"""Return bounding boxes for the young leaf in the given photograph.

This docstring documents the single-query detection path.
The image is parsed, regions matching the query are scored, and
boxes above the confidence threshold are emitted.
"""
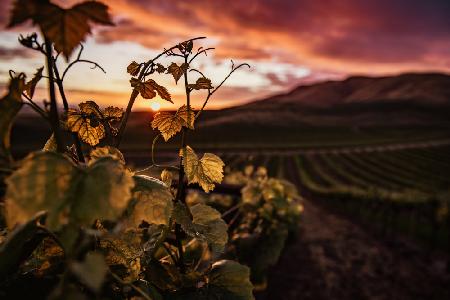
[103,106,124,120]
[167,62,188,84]
[89,146,125,164]
[127,61,141,76]
[70,252,108,293]
[128,175,173,227]
[179,40,193,53]
[131,78,172,102]
[207,260,254,300]
[155,63,166,73]
[188,77,213,90]
[24,66,44,98]
[173,203,228,252]
[9,0,114,59]
[151,105,195,141]
[0,76,24,164]
[180,146,225,193]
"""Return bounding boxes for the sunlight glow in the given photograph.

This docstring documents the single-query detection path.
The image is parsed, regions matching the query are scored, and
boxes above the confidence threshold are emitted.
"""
[150,102,161,112]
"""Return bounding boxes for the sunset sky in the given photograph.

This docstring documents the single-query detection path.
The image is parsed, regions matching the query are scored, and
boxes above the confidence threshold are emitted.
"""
[0,0,449,110]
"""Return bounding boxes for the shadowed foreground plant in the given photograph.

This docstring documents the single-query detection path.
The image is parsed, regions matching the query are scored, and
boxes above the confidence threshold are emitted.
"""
[0,1,259,299]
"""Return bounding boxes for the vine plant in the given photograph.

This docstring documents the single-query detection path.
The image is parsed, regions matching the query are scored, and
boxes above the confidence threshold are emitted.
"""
[0,0,254,299]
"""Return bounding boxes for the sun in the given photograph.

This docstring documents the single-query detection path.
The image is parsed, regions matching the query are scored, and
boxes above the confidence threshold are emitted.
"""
[150,102,161,112]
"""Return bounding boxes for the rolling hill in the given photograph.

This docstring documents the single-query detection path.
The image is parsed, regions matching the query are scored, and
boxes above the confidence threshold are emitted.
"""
[199,73,450,128]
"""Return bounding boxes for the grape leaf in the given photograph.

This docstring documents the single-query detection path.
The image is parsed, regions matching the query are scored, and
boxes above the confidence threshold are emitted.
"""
[9,0,114,59]
[207,260,254,300]
[79,100,102,117]
[5,152,134,230]
[160,169,173,187]
[4,152,77,230]
[173,202,228,252]
[127,61,141,76]
[43,134,57,152]
[70,252,107,293]
[0,76,24,164]
[151,105,195,141]
[167,62,188,84]
[89,146,125,164]
[178,41,193,53]
[128,175,173,227]
[181,146,224,193]
[67,108,105,146]
[155,63,166,73]
[24,66,44,98]
[188,77,213,90]
[70,157,134,226]
[99,230,142,283]
[103,106,123,120]
[131,78,172,102]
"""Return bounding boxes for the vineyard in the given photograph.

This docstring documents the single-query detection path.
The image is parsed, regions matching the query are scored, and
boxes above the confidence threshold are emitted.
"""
[1,1,450,300]
[221,144,450,249]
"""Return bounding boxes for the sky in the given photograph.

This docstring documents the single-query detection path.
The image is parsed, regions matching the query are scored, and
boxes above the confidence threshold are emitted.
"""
[0,0,449,111]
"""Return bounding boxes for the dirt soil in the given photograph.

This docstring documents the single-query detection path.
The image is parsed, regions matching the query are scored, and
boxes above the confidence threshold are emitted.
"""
[256,157,450,300]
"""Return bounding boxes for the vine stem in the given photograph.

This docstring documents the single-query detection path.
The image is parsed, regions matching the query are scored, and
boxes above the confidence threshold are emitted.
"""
[53,59,85,162]
[115,37,206,148]
[44,38,64,152]
[195,62,250,120]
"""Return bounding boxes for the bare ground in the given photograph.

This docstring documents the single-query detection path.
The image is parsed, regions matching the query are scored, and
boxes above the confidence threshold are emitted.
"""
[256,156,450,300]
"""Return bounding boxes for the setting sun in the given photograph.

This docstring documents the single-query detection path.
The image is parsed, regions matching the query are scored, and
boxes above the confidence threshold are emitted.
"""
[150,102,161,112]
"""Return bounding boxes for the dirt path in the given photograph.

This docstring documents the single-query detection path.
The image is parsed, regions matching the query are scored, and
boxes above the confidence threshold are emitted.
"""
[257,197,450,300]
[255,156,450,300]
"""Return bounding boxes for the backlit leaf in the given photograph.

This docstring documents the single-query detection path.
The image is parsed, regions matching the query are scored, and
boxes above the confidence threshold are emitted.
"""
[167,62,188,84]
[5,152,134,230]
[173,202,228,252]
[79,100,102,117]
[24,66,44,98]
[181,146,224,193]
[146,79,172,102]
[127,61,141,76]
[207,260,254,300]
[0,76,24,164]
[151,105,195,141]
[4,152,76,230]
[67,109,105,146]
[128,175,173,227]
[43,134,57,152]
[160,169,173,187]
[103,106,123,120]
[132,78,172,102]
[188,77,213,90]
[9,1,114,59]
[70,157,134,226]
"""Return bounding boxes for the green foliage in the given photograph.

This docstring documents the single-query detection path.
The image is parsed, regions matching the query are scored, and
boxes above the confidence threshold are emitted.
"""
[173,202,228,252]
[4,152,134,231]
